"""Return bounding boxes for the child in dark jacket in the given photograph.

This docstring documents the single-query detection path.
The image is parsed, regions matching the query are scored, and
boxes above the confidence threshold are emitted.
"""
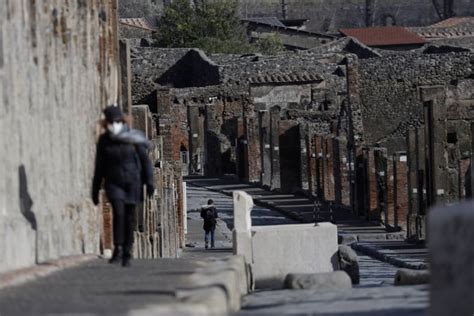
[200,199,218,249]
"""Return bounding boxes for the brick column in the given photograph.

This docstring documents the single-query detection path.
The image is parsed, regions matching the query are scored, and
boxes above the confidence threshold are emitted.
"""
[393,152,408,232]
[323,135,335,201]
[374,148,388,224]
[270,107,281,190]
[407,128,419,231]
[386,157,395,228]
[245,114,261,183]
[315,135,324,199]
[119,40,132,114]
[335,136,350,206]
[421,87,448,207]
[308,134,318,195]
[300,125,310,191]
[354,147,366,217]
[470,123,474,198]
[365,148,378,221]
[259,110,272,187]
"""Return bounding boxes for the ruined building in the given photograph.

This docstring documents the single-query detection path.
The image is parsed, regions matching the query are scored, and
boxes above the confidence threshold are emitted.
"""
[128,19,474,240]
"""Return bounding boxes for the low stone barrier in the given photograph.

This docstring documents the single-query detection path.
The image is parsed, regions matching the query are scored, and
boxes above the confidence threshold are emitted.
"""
[252,223,339,289]
[394,269,429,286]
[284,271,352,290]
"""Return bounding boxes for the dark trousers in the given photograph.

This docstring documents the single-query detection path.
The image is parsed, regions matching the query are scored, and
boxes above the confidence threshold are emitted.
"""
[110,200,136,251]
[204,229,215,246]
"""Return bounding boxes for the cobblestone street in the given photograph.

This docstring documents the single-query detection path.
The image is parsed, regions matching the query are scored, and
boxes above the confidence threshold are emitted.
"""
[187,180,429,316]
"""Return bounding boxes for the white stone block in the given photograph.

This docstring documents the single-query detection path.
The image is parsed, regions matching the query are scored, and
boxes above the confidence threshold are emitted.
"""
[251,223,339,289]
[232,191,254,265]
[233,230,252,265]
[233,191,253,232]
[429,201,474,316]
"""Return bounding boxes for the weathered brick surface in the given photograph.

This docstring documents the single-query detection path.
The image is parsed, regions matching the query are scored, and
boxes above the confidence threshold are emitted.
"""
[393,153,409,231]
[324,135,336,201]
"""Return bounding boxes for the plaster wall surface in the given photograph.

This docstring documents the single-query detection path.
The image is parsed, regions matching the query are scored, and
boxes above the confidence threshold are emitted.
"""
[0,0,120,273]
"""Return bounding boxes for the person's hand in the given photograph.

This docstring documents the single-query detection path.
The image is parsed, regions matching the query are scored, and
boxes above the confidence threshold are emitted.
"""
[146,184,155,197]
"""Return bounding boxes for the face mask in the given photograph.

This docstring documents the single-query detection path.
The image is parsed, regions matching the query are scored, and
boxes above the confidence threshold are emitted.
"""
[107,122,124,135]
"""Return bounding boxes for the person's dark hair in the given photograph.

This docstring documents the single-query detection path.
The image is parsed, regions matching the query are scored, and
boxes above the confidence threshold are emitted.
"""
[207,199,214,205]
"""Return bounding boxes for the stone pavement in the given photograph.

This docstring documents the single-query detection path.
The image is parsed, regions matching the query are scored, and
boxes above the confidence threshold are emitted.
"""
[0,255,248,315]
[187,179,429,315]
[187,177,428,270]
[0,178,429,316]
[239,284,428,315]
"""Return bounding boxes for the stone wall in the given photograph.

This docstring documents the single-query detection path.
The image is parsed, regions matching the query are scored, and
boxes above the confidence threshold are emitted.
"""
[358,52,474,154]
[0,0,120,273]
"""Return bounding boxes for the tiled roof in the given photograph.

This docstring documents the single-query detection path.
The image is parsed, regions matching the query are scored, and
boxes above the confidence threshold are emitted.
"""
[339,26,426,46]
[243,17,286,28]
[120,17,158,32]
[430,17,474,28]
[411,17,474,39]
[247,72,322,84]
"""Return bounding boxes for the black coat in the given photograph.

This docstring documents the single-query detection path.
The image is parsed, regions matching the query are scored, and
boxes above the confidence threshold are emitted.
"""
[200,205,218,231]
[92,133,154,204]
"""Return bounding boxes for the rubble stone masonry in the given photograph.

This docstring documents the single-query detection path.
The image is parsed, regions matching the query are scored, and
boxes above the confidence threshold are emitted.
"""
[0,0,120,273]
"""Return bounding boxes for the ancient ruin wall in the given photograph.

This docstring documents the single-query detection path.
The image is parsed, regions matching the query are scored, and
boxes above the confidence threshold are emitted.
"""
[358,52,474,153]
[0,0,120,273]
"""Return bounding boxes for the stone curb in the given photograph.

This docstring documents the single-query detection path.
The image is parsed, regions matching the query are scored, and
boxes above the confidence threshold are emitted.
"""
[173,255,249,314]
[0,255,99,290]
[352,243,428,270]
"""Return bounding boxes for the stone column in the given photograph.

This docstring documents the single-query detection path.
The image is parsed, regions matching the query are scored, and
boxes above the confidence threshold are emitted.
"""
[407,128,418,238]
[323,135,335,201]
[386,156,395,228]
[119,40,132,114]
[309,135,318,195]
[270,107,281,190]
[259,110,272,187]
[299,125,310,191]
[232,191,254,265]
[469,122,474,198]
[374,148,388,224]
[421,87,448,207]
[315,136,324,199]
[334,136,350,206]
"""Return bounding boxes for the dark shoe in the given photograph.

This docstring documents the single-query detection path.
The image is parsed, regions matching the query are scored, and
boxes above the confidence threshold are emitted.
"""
[122,256,131,267]
[122,247,132,267]
[211,244,215,249]
[205,242,209,249]
[109,246,123,264]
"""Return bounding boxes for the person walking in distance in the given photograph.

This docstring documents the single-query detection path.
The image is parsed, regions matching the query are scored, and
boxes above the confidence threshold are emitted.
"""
[200,199,218,249]
[92,105,154,267]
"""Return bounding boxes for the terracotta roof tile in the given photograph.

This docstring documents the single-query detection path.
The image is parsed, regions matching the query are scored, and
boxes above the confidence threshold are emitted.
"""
[119,17,158,32]
[340,26,426,46]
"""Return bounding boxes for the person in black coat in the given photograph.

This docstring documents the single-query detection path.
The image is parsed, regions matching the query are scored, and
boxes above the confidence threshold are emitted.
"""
[92,105,154,267]
[200,199,218,249]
